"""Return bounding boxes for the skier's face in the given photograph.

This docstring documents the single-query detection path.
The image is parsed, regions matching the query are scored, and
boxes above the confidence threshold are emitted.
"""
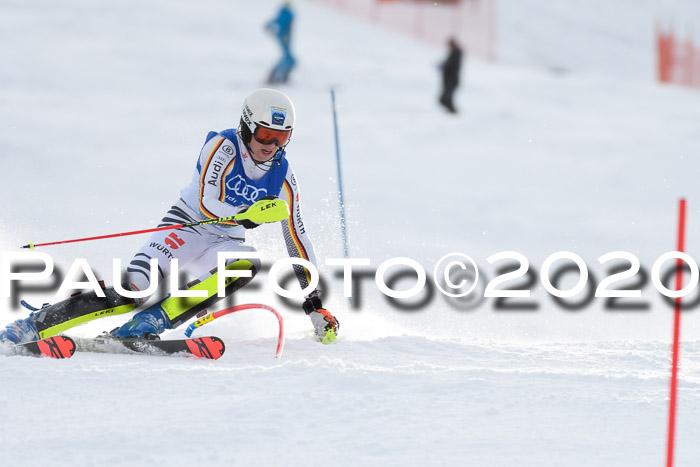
[249,137,278,163]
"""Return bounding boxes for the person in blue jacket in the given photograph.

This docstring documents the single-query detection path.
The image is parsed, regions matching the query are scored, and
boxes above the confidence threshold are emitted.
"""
[266,2,296,84]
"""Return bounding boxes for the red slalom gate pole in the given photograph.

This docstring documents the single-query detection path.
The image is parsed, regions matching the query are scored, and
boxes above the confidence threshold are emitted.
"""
[184,303,285,359]
[666,198,687,467]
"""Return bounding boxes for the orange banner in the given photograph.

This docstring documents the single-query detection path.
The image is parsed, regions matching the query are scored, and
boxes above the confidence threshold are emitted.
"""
[656,25,700,89]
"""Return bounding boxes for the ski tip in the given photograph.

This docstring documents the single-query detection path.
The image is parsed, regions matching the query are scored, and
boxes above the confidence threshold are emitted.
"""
[320,330,337,344]
[36,336,76,359]
[185,336,226,360]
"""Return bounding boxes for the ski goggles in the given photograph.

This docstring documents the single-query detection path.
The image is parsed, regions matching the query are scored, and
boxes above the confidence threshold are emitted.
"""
[253,126,292,147]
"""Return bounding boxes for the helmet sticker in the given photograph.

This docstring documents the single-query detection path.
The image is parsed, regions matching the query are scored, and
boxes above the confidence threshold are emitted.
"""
[271,106,286,126]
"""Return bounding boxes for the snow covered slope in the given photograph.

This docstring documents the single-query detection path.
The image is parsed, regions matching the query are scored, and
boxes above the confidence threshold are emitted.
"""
[1,0,700,465]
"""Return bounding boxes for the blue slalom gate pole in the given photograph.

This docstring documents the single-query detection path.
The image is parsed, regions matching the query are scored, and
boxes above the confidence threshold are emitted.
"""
[330,88,350,260]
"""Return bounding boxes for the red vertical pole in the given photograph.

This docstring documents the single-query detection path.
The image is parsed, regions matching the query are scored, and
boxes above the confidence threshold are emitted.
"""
[682,37,692,86]
[657,24,673,83]
[666,198,687,467]
[697,46,700,87]
[489,0,497,61]
[687,28,695,87]
[452,1,461,43]
[413,2,422,41]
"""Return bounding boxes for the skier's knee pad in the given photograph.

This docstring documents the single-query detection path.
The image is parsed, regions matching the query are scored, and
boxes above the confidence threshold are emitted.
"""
[32,287,136,339]
[160,259,258,329]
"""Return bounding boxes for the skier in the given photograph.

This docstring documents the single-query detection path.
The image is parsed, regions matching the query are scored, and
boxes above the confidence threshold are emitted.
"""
[0,88,339,345]
[438,37,463,114]
[266,2,296,84]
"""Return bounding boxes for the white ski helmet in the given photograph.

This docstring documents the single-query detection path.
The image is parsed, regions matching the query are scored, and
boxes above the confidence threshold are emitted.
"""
[239,88,295,149]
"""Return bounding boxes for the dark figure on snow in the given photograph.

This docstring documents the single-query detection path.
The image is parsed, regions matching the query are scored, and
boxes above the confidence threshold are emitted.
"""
[266,2,296,84]
[439,38,463,114]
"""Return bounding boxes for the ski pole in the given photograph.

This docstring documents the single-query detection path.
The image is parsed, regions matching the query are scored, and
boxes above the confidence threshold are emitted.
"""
[21,198,290,250]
